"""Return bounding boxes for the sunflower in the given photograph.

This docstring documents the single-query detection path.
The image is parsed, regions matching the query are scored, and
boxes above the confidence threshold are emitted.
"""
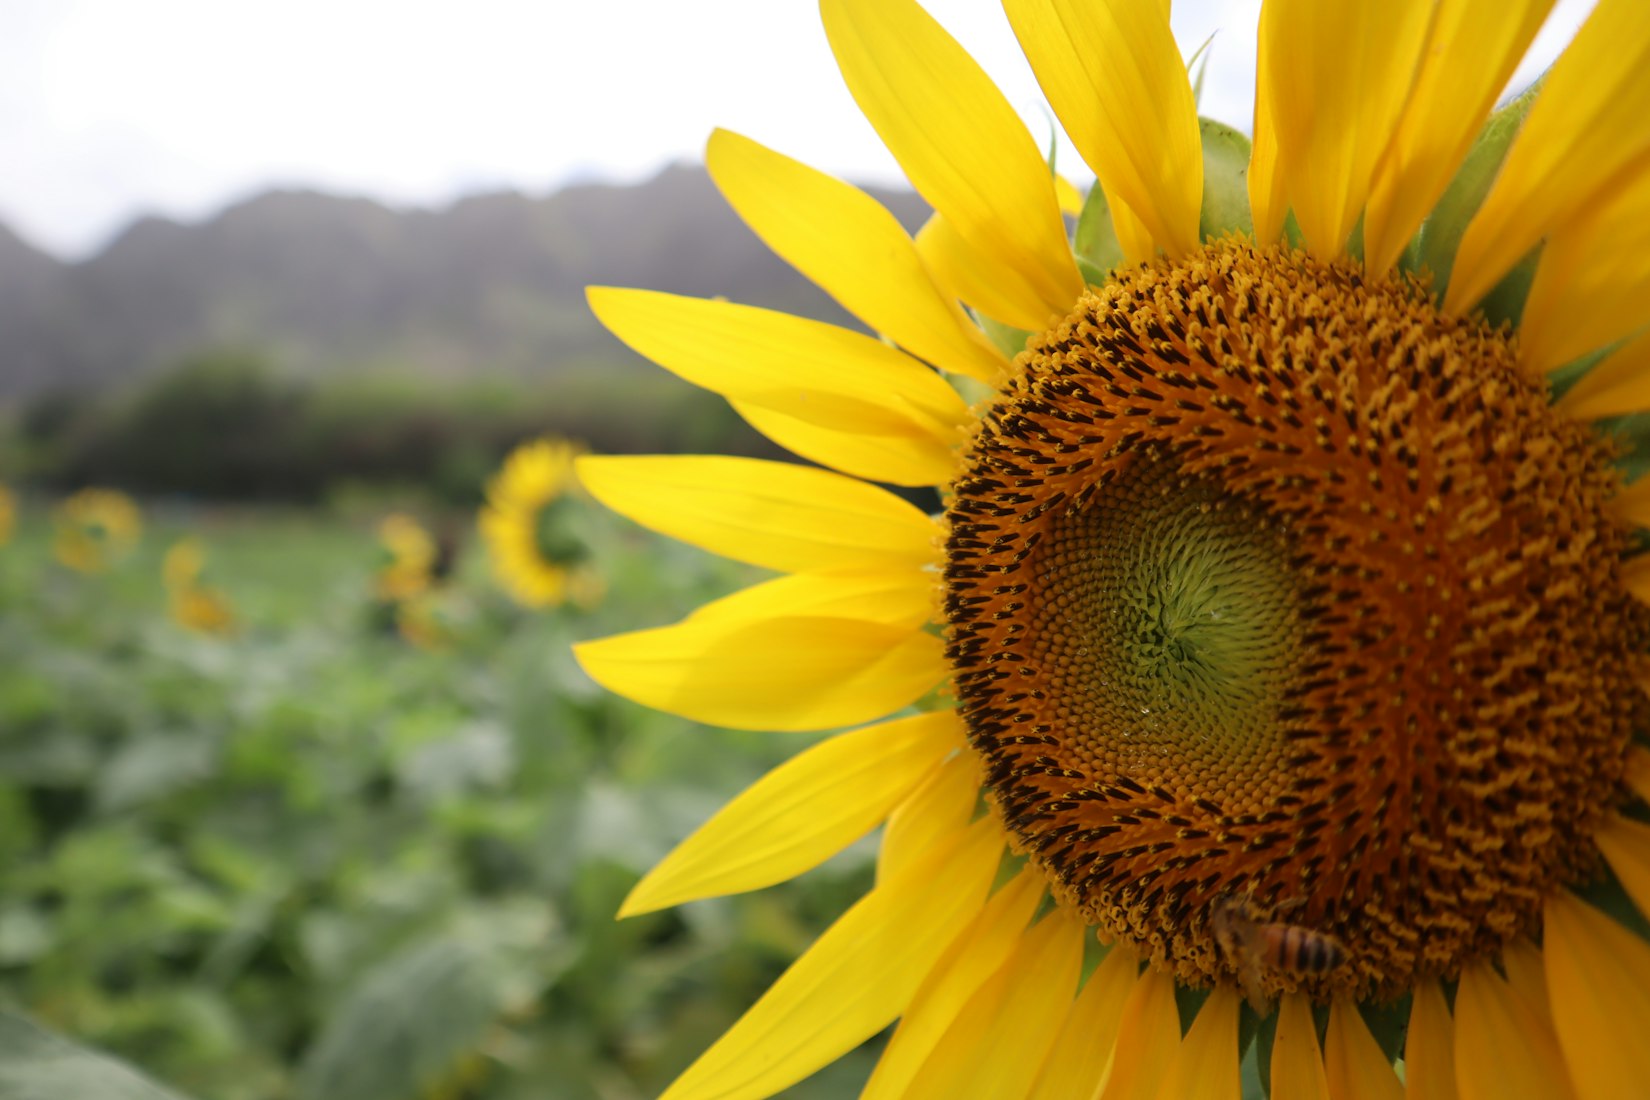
[575,1,1650,1096]
[0,483,15,546]
[479,437,603,610]
[376,512,439,602]
[161,537,236,636]
[52,487,142,573]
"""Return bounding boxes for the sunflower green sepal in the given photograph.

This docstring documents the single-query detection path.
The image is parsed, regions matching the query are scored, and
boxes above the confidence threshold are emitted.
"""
[1411,78,1543,307]
[1074,180,1125,282]
[977,312,1034,360]
[1197,118,1254,241]
[1475,247,1540,330]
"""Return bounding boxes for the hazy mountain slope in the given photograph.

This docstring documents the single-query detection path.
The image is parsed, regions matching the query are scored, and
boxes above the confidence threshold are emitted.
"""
[0,165,929,398]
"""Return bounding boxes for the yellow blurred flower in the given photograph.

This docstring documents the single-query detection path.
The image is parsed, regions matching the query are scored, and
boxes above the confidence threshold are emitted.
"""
[162,537,236,636]
[0,484,15,546]
[394,591,453,652]
[53,488,142,573]
[479,438,600,609]
[376,512,438,602]
[574,0,1650,1096]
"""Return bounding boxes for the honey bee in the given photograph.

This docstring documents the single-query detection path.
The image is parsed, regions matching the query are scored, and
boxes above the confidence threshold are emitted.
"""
[1212,896,1346,1012]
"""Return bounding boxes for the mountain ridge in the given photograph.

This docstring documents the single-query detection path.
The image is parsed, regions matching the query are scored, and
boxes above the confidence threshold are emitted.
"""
[0,164,930,399]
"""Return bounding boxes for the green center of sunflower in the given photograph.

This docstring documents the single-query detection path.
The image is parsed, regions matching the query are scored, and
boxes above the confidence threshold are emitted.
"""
[534,496,590,567]
[1036,459,1303,795]
[942,239,1649,1000]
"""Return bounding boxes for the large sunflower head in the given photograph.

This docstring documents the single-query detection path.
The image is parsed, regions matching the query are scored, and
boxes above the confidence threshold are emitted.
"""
[576,1,1650,1095]
[479,437,603,610]
[52,487,142,574]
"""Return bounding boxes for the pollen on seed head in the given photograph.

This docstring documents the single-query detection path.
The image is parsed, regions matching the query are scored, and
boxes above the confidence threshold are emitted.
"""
[942,240,1649,1001]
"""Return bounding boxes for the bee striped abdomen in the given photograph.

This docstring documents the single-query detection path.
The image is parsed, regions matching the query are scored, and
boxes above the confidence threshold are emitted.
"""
[1262,923,1346,974]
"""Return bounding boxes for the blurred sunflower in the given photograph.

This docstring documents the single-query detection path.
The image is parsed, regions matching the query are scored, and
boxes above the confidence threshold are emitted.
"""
[393,591,455,653]
[576,1,1650,1097]
[479,438,603,610]
[52,487,142,573]
[161,537,236,636]
[0,483,15,546]
[375,512,439,602]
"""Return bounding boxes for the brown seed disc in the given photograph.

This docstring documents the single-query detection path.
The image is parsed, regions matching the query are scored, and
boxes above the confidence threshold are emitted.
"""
[942,240,1649,1000]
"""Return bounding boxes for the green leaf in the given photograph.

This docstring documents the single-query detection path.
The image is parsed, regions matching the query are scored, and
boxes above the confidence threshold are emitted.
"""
[976,313,1034,360]
[1187,34,1216,109]
[0,1010,194,1100]
[1411,78,1544,311]
[1254,1006,1277,1099]
[296,906,560,1100]
[1359,995,1411,1065]
[1240,1030,1266,1100]
[1593,412,1650,485]
[93,731,216,814]
[1075,180,1126,281]
[1173,983,1209,1038]
[1475,248,1540,330]
[1199,119,1254,242]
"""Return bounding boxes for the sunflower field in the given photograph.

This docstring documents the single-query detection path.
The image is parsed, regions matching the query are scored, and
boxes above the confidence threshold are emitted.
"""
[0,491,883,1100]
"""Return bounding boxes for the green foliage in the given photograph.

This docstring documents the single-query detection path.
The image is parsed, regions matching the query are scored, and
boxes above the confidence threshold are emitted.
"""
[1074,178,1125,283]
[65,350,310,498]
[1409,79,1543,316]
[0,1010,191,1100]
[0,503,880,1099]
[1197,119,1254,242]
[18,355,780,504]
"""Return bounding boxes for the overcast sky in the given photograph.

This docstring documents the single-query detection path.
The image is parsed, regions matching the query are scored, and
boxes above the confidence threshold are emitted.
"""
[2,0,1593,260]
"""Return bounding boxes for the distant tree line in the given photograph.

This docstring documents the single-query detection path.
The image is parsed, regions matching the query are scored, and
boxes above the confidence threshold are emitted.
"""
[9,350,778,503]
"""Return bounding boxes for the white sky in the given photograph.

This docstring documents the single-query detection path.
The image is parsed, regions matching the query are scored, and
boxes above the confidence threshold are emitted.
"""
[1,0,1594,260]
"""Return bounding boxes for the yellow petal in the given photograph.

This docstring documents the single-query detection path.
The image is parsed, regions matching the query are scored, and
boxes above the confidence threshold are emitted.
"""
[1258,0,1432,256]
[1325,999,1403,1100]
[705,129,1006,384]
[1453,959,1576,1100]
[1626,745,1650,806]
[1446,0,1650,313]
[1004,0,1201,260]
[729,399,958,489]
[585,288,967,486]
[1103,198,1158,271]
[1406,979,1459,1100]
[575,454,938,574]
[1247,22,1288,246]
[878,749,983,885]
[686,568,935,631]
[658,814,1003,1100]
[1520,171,1650,374]
[902,907,1086,1099]
[821,0,1082,324]
[862,870,1046,1100]
[1613,477,1650,530]
[1595,813,1650,920]
[1154,987,1242,1100]
[1543,892,1650,1100]
[914,211,1058,333]
[573,613,944,733]
[1362,0,1554,279]
[1027,945,1139,1100]
[618,710,962,917]
[1554,328,1650,421]
[1055,174,1085,218]
[1272,991,1332,1100]
[1094,966,1180,1100]
[1501,939,1553,1030]
[1624,556,1650,609]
